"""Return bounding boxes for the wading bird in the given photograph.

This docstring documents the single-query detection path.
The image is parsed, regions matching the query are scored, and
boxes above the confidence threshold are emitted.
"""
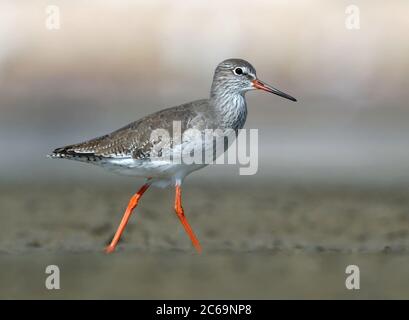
[49,58,297,253]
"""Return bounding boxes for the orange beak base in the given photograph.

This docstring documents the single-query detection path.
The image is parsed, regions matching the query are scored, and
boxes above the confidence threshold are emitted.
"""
[252,79,297,102]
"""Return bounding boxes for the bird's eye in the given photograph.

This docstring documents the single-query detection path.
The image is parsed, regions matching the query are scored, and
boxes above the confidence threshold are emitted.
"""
[234,67,243,75]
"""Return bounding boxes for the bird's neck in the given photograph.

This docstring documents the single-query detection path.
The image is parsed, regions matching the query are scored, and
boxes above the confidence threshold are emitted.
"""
[210,90,248,130]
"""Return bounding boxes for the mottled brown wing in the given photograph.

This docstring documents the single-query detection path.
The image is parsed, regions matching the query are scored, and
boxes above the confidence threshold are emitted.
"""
[50,99,213,161]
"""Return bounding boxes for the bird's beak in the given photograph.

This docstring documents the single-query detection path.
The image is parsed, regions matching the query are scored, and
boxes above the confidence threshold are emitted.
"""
[252,79,297,102]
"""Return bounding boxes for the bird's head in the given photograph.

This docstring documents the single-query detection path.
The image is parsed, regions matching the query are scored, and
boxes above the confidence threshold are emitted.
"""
[211,58,297,102]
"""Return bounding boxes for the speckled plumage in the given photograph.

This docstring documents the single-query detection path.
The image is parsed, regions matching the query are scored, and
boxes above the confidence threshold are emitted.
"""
[52,99,218,160]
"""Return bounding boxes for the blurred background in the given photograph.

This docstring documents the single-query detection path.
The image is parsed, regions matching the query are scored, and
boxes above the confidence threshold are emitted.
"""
[1,0,408,185]
[1,0,409,299]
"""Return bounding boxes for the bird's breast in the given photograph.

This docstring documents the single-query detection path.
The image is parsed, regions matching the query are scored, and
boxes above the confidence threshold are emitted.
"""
[215,95,248,130]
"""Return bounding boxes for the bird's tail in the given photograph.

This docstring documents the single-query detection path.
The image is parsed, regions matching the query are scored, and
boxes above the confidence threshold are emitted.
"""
[47,146,70,159]
[47,145,101,163]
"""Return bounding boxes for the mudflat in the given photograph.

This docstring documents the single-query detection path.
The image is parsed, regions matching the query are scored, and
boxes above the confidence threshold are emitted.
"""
[1,182,409,299]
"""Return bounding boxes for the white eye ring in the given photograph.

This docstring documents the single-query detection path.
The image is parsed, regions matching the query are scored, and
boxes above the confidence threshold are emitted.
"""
[233,67,244,75]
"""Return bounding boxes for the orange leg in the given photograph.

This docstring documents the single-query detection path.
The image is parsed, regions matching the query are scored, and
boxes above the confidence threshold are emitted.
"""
[174,185,202,253]
[105,183,150,253]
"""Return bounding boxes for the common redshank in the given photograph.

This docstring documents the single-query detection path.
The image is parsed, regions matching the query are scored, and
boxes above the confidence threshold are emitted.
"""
[49,58,297,253]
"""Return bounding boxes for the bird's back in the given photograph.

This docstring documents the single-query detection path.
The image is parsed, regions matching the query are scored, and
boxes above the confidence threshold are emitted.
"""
[49,99,218,162]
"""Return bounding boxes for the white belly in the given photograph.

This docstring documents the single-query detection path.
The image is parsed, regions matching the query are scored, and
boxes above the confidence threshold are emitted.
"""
[99,157,207,187]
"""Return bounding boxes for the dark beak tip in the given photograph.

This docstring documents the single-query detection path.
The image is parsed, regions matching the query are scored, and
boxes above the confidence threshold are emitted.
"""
[253,79,297,102]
